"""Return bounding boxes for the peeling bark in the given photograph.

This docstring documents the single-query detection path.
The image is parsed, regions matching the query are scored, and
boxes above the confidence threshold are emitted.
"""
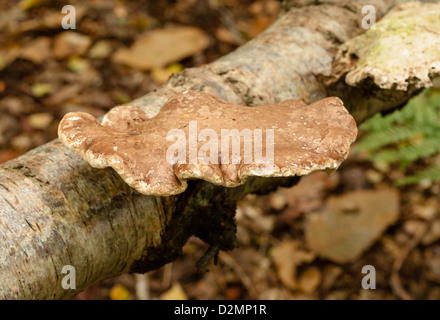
[0,0,430,299]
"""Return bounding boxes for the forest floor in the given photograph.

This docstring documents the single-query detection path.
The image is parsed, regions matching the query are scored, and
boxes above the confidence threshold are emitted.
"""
[1,0,439,300]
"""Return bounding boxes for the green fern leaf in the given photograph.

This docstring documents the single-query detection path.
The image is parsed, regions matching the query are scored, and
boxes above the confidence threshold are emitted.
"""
[395,163,440,186]
[356,88,440,186]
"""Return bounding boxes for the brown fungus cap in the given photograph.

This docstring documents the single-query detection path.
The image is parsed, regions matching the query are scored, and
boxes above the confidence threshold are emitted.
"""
[58,90,357,196]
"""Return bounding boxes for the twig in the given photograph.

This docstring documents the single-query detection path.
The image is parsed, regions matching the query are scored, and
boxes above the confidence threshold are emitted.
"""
[196,245,220,273]
[390,222,428,300]
[218,7,246,45]
[162,262,174,289]
[135,273,150,300]
[219,251,259,298]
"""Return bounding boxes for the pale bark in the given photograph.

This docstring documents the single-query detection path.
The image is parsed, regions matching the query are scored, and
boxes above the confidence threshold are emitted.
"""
[0,0,431,299]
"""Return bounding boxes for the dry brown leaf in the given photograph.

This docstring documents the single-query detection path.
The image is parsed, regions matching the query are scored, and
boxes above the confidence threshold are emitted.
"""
[305,189,399,263]
[88,40,113,59]
[280,171,340,220]
[321,264,343,292]
[0,47,21,70]
[109,284,131,300]
[271,240,315,290]
[160,282,188,300]
[298,266,321,294]
[53,31,92,59]
[19,37,52,64]
[28,113,53,130]
[43,84,83,107]
[423,220,440,246]
[112,26,210,70]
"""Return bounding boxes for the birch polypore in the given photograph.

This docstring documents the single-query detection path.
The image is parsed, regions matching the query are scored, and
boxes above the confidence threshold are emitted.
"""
[58,90,357,196]
[329,2,440,91]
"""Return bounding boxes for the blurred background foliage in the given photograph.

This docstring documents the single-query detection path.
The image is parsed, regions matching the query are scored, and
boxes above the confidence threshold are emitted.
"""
[356,88,440,186]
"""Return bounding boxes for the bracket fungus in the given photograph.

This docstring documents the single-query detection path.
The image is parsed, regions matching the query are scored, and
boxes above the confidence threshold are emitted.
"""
[328,2,440,91]
[58,90,357,196]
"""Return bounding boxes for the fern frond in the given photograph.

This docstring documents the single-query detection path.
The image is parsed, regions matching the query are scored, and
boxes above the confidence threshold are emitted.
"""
[355,126,421,154]
[356,88,440,186]
[374,137,440,166]
[395,163,440,186]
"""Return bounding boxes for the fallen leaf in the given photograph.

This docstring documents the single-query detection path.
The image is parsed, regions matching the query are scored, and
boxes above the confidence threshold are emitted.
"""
[425,246,440,283]
[112,90,131,104]
[31,83,52,97]
[413,198,438,220]
[305,188,399,263]
[19,37,51,64]
[215,28,240,45]
[109,284,131,300]
[18,0,48,11]
[151,63,183,84]
[112,26,210,70]
[269,191,287,211]
[280,171,340,221]
[225,285,242,300]
[422,220,440,245]
[88,40,113,59]
[11,134,32,152]
[28,113,53,130]
[297,266,321,294]
[321,264,343,292]
[271,240,315,290]
[160,282,187,300]
[53,31,92,59]
[0,47,21,70]
[43,84,83,106]
[67,55,90,72]
[16,7,86,33]
[237,203,275,233]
